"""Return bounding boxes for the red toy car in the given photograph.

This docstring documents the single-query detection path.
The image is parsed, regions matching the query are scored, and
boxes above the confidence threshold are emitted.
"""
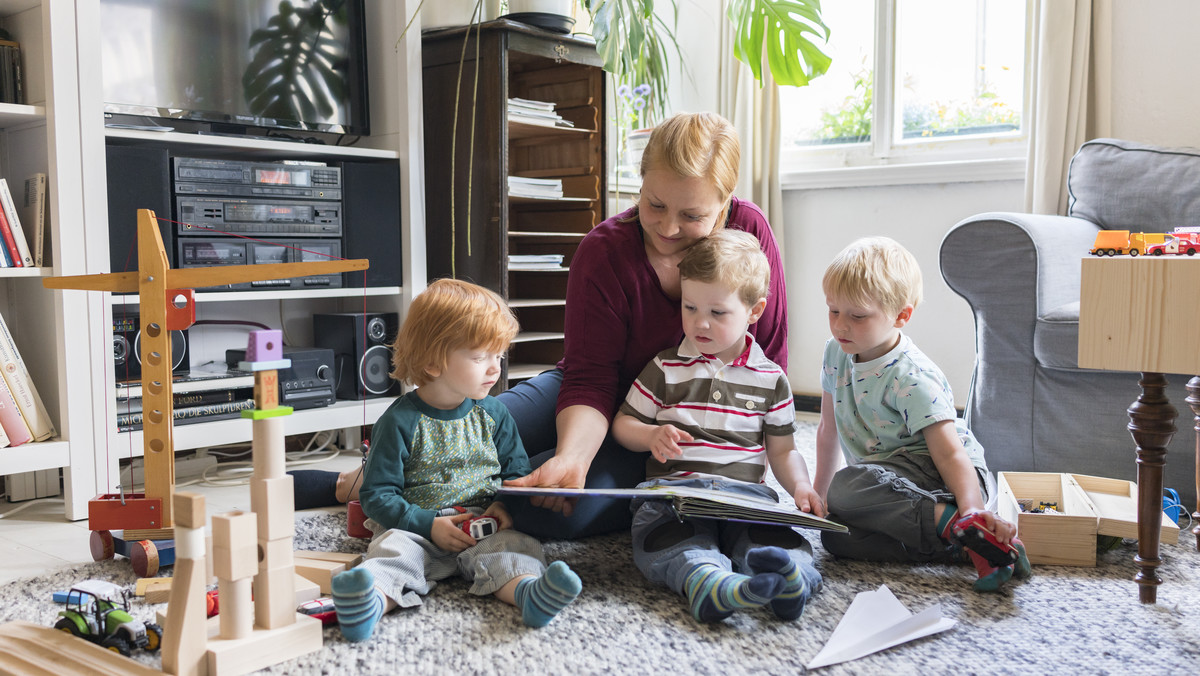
[461,516,498,540]
[297,597,338,626]
[951,513,1018,567]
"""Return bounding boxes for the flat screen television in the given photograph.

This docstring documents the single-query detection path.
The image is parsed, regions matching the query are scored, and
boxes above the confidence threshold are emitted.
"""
[100,0,369,139]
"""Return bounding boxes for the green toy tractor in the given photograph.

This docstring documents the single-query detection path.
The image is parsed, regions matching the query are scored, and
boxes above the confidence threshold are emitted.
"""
[54,579,163,656]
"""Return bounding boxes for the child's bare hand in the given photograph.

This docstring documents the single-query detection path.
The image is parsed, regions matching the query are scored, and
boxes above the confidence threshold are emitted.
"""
[792,484,827,518]
[482,501,513,531]
[963,509,1017,545]
[649,425,692,463]
[431,513,476,552]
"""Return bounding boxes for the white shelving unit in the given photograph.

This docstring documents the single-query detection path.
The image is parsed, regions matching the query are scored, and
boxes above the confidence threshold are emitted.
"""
[0,0,428,520]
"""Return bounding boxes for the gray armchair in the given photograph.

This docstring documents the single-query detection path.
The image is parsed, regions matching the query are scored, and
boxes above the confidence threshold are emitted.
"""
[941,138,1198,509]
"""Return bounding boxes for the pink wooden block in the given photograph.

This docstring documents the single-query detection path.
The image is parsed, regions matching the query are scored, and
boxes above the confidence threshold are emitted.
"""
[246,330,283,362]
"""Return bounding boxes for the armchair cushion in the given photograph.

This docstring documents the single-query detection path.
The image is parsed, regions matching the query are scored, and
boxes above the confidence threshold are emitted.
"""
[1068,138,1200,229]
[1033,301,1080,370]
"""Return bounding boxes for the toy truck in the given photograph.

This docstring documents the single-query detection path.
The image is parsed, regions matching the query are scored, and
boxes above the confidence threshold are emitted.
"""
[1147,232,1200,255]
[53,579,163,656]
[1089,230,1167,256]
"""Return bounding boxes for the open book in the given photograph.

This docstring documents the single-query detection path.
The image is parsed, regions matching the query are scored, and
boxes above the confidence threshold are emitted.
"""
[498,485,847,532]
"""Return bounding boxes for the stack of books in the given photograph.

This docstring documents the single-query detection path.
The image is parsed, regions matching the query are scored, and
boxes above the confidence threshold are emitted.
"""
[507,175,563,199]
[507,97,574,128]
[0,310,56,448]
[115,365,256,432]
[0,37,21,104]
[508,254,565,271]
[0,176,37,268]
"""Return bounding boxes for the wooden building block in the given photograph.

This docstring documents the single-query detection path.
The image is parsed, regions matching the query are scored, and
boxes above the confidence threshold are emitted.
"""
[161,557,209,676]
[249,477,294,540]
[295,558,347,595]
[211,511,257,547]
[205,614,322,676]
[258,536,294,571]
[254,370,279,410]
[251,417,287,479]
[217,577,253,641]
[0,621,164,676]
[174,492,207,529]
[252,566,295,630]
[294,573,321,604]
[245,330,283,362]
[135,577,173,597]
[294,550,363,567]
[211,512,258,581]
[146,587,174,604]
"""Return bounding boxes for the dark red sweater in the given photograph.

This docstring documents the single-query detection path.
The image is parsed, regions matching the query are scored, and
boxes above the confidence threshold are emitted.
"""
[557,197,789,422]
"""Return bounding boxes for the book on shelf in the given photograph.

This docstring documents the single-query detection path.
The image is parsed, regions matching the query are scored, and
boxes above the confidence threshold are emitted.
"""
[497,485,848,532]
[0,375,31,447]
[0,39,17,105]
[508,175,563,199]
[114,386,255,415]
[0,178,33,267]
[508,254,564,270]
[0,310,55,440]
[115,365,256,399]
[19,173,46,267]
[0,201,18,267]
[116,398,255,432]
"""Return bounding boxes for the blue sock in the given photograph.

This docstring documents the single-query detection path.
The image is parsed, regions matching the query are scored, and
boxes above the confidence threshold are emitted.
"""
[747,546,812,621]
[683,563,785,623]
[514,561,582,628]
[331,568,386,642]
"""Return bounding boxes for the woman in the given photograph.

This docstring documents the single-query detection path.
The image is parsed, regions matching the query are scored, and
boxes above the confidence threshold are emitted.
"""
[501,112,789,538]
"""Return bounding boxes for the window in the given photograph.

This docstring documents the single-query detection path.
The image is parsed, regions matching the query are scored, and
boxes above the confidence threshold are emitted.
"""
[780,0,1031,186]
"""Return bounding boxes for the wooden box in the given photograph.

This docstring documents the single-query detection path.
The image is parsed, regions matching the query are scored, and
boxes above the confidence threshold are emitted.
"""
[996,472,1180,567]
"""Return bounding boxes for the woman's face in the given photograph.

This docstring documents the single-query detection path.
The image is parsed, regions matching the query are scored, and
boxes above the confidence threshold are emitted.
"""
[638,168,726,259]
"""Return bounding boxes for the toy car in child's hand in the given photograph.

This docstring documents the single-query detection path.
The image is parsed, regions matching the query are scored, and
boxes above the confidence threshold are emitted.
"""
[460,516,498,540]
[951,513,1018,567]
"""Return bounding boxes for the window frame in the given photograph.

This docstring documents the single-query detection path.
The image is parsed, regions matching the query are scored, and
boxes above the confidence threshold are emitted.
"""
[781,0,1035,189]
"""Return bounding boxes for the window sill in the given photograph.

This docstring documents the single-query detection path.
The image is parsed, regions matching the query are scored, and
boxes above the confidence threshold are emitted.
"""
[781,156,1025,190]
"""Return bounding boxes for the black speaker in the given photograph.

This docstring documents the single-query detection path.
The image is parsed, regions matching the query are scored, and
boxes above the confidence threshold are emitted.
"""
[312,312,401,399]
[340,161,401,287]
[112,309,189,382]
[105,144,173,274]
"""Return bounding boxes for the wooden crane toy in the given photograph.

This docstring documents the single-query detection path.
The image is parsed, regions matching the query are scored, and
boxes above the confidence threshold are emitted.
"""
[42,208,367,575]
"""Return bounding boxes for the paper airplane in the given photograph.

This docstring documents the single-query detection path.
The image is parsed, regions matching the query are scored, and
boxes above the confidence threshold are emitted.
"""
[807,584,957,669]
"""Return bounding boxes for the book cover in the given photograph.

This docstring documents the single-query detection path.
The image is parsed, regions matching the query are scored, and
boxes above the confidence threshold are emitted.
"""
[0,374,31,446]
[0,309,56,440]
[115,366,255,399]
[116,387,255,415]
[498,486,848,532]
[0,201,18,267]
[0,178,33,267]
[116,398,255,431]
[19,173,45,267]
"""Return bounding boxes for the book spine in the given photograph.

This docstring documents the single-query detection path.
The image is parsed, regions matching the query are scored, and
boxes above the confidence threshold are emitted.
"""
[22,174,46,267]
[117,398,254,428]
[0,310,55,440]
[117,387,254,415]
[0,202,17,267]
[116,374,256,400]
[0,375,31,446]
[0,178,33,267]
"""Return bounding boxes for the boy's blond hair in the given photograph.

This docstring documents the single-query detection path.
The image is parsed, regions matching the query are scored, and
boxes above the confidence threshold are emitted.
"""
[391,278,519,387]
[822,236,923,315]
[639,112,741,227]
[678,229,769,308]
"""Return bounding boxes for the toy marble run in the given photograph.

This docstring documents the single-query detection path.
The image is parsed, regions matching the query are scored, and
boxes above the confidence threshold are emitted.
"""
[41,208,367,576]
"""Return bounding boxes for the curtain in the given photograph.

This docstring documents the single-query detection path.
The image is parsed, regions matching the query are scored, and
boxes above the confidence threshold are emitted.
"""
[717,23,786,253]
[1024,0,1112,215]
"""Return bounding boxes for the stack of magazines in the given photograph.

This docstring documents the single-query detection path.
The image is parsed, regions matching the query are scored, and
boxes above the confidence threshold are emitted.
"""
[115,364,255,432]
[508,254,564,270]
[507,97,574,128]
[508,176,563,199]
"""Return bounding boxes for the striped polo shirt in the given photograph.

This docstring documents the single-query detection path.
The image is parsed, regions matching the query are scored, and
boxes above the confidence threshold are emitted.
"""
[618,334,796,483]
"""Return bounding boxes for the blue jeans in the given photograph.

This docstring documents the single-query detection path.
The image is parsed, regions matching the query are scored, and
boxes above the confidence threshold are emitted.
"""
[497,369,646,540]
[630,477,822,597]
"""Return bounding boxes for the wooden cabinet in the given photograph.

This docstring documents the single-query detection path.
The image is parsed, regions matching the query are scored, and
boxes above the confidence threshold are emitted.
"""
[422,20,606,389]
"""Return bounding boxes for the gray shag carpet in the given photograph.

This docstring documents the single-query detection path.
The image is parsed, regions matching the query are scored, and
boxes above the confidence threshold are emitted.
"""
[4,424,1200,674]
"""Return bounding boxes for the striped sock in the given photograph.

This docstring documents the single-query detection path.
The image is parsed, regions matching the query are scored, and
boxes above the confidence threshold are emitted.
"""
[331,568,386,642]
[514,561,582,628]
[683,563,786,623]
[1011,537,1032,579]
[746,546,811,621]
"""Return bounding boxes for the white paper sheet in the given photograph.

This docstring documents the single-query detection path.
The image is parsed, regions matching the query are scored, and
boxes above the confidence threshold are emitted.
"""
[807,584,957,669]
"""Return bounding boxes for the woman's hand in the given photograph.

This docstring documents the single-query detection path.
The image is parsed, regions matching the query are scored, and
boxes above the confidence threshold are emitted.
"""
[502,455,589,516]
[482,501,513,531]
[430,513,476,552]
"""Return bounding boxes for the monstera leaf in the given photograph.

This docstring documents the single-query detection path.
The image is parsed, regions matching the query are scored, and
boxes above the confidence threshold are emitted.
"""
[727,0,830,87]
[242,0,350,128]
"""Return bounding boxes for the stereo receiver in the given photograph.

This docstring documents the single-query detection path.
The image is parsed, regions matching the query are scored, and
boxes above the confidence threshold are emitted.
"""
[173,157,342,200]
[225,346,336,411]
[175,196,341,238]
[180,238,343,290]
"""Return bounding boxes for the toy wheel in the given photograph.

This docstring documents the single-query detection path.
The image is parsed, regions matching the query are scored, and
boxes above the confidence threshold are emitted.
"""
[143,622,163,652]
[1153,249,1164,255]
[90,530,115,561]
[130,539,160,577]
[1130,249,1140,256]
[54,617,82,637]
[1188,248,1197,256]
[101,634,132,656]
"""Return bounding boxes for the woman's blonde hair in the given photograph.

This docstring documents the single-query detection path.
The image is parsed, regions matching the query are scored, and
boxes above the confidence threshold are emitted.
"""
[821,237,923,316]
[637,112,741,226]
[678,229,769,308]
[391,278,519,387]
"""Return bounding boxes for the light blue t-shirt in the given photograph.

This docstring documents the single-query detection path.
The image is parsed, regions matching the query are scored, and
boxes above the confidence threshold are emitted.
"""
[820,334,987,470]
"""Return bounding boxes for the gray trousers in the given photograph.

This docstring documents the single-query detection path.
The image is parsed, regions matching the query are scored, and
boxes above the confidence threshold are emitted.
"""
[820,452,997,563]
[359,525,547,608]
[631,477,823,597]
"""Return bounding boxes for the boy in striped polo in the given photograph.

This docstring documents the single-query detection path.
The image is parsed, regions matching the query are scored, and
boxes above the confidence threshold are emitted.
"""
[612,229,823,623]
[331,279,582,642]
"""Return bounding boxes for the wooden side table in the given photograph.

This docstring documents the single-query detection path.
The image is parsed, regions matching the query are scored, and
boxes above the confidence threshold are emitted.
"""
[1079,256,1200,603]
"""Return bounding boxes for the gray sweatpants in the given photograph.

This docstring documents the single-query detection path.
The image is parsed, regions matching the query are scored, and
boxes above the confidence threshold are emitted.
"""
[820,452,997,563]
[359,522,547,608]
